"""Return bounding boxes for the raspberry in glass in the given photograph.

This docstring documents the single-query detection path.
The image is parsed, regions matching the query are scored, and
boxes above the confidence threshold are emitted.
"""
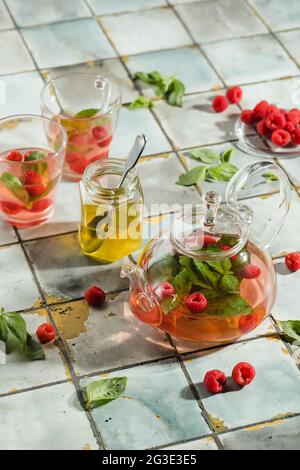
[271,129,291,147]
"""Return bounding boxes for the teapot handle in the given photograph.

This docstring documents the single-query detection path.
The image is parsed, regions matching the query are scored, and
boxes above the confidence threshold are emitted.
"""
[225,160,291,249]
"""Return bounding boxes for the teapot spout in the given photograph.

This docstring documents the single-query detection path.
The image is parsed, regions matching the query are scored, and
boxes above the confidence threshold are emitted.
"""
[121,262,149,292]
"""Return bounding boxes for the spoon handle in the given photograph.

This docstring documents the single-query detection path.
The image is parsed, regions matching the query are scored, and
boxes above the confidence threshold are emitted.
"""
[118,133,147,188]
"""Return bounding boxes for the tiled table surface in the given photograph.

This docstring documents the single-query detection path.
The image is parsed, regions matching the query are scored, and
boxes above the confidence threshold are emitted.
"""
[1,0,300,450]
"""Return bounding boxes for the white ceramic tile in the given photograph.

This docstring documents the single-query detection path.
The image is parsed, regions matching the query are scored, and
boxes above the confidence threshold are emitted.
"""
[0,382,98,450]
[0,244,40,311]
[0,0,13,30]
[100,8,192,56]
[277,30,300,68]
[176,0,267,44]
[0,71,44,118]
[87,0,167,15]
[163,436,218,450]
[19,180,80,240]
[5,0,92,27]
[0,220,17,245]
[0,30,35,75]
[153,92,239,149]
[110,106,172,157]
[250,0,300,32]
[0,309,68,394]
[51,292,173,376]
[273,258,300,321]
[21,19,116,69]
[203,35,299,86]
[240,77,300,110]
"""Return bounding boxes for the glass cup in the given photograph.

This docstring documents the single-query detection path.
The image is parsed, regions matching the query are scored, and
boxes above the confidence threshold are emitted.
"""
[41,73,122,182]
[0,114,67,228]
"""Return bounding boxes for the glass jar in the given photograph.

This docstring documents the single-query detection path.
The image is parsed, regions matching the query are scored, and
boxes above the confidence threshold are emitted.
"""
[79,158,144,263]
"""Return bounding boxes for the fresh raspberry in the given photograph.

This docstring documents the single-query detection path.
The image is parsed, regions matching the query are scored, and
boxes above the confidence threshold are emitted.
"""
[240,109,255,125]
[89,151,109,163]
[220,244,232,251]
[70,158,89,175]
[238,312,259,333]
[226,86,242,104]
[160,282,175,299]
[203,234,218,247]
[232,362,256,387]
[84,285,106,307]
[30,198,52,212]
[212,95,228,113]
[68,132,89,146]
[23,170,46,197]
[285,252,300,272]
[0,201,23,215]
[265,112,286,131]
[6,150,23,161]
[92,126,113,147]
[265,104,279,115]
[292,128,300,145]
[240,264,261,279]
[186,292,208,313]
[256,119,269,137]
[36,323,56,344]
[253,100,269,121]
[286,109,300,126]
[66,151,82,164]
[279,108,287,116]
[204,370,226,393]
[284,120,295,134]
[271,129,291,147]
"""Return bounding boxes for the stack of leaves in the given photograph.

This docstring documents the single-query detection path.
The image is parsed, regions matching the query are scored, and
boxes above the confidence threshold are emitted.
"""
[130,70,185,109]
[157,235,253,317]
[0,306,45,360]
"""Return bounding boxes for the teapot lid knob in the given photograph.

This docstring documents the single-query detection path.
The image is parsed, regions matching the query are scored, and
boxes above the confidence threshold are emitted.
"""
[202,191,222,226]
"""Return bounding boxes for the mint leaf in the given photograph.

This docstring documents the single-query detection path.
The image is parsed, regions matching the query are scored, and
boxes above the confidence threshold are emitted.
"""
[189,148,219,164]
[172,268,192,295]
[277,320,300,342]
[204,246,232,275]
[129,96,153,110]
[0,172,29,204]
[0,308,44,360]
[193,259,220,289]
[262,173,279,182]
[219,274,240,293]
[24,151,48,174]
[206,294,253,317]
[206,162,238,182]
[220,148,234,163]
[82,377,128,410]
[161,295,181,315]
[75,108,100,119]
[134,71,162,84]
[176,166,207,186]
[165,79,185,107]
[148,255,180,284]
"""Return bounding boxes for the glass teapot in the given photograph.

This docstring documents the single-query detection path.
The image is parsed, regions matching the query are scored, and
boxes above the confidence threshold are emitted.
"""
[121,161,290,343]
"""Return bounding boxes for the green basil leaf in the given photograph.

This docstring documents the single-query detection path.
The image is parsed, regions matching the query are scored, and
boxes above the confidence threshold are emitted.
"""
[277,320,300,342]
[82,377,128,410]
[171,268,192,295]
[176,166,207,186]
[129,96,153,110]
[206,294,253,317]
[206,162,238,182]
[0,315,8,342]
[193,259,220,289]
[2,311,27,349]
[134,71,162,84]
[219,274,240,293]
[262,173,279,182]
[0,172,29,204]
[161,295,181,315]
[75,108,100,119]
[189,148,219,164]
[24,151,48,175]
[204,245,232,275]
[220,148,234,163]
[165,79,185,107]
[179,257,212,289]
[24,333,45,360]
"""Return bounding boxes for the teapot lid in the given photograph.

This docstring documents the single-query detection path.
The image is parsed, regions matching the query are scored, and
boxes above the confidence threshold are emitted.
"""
[170,191,250,261]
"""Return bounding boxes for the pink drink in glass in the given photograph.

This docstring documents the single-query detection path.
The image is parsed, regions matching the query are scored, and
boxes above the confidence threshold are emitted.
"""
[0,115,66,228]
